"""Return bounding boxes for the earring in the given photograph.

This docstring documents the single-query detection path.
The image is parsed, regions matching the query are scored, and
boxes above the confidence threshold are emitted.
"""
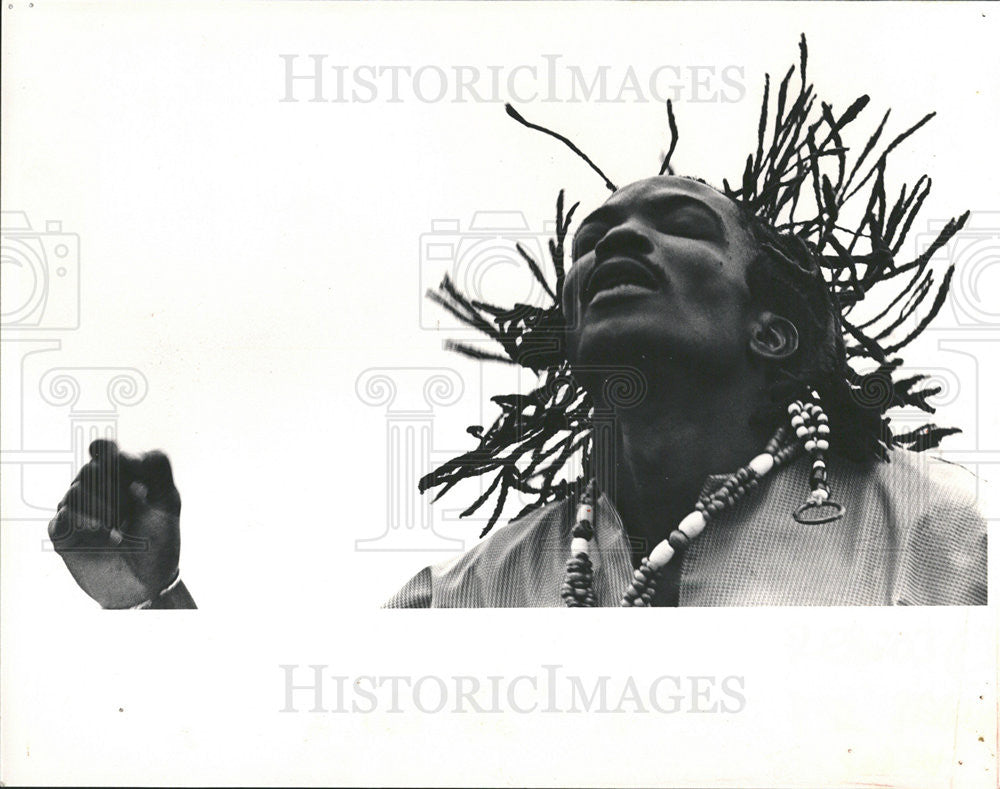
[789,396,845,524]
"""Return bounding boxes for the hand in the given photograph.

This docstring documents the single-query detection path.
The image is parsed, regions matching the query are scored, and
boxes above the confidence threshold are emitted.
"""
[48,439,190,609]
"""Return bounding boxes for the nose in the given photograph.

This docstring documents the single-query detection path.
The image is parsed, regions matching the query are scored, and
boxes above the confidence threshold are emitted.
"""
[594,221,654,264]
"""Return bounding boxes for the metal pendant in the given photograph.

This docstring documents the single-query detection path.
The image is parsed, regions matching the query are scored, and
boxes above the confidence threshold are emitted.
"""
[793,499,846,525]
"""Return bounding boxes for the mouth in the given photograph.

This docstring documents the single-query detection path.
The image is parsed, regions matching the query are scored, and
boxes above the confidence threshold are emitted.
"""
[583,257,660,305]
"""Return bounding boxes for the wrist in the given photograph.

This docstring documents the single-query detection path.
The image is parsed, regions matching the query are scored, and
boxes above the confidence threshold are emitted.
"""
[131,572,197,609]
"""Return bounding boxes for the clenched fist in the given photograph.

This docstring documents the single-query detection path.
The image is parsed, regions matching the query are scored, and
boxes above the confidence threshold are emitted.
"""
[48,439,195,609]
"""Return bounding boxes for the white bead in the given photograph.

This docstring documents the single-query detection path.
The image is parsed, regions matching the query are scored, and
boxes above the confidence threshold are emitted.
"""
[787,402,801,415]
[677,510,708,540]
[791,415,804,428]
[575,504,593,523]
[810,488,829,503]
[748,453,775,476]
[817,439,829,451]
[795,425,809,438]
[817,424,830,435]
[570,537,590,556]
[804,439,816,452]
[648,540,676,570]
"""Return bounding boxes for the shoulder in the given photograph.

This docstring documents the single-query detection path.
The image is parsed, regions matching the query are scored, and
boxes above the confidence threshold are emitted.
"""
[869,448,988,604]
[382,498,571,608]
[871,447,986,517]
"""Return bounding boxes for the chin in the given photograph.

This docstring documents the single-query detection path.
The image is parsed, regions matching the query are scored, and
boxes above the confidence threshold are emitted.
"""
[572,319,672,368]
[571,318,741,379]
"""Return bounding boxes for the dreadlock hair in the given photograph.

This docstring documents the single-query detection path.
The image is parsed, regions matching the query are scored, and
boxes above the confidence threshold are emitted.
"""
[737,204,954,464]
[420,34,969,537]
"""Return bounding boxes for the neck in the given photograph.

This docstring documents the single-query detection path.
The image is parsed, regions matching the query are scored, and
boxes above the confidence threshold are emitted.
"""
[593,365,773,548]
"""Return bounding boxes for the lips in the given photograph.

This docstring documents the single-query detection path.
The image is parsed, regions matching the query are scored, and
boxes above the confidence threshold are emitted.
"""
[583,257,660,304]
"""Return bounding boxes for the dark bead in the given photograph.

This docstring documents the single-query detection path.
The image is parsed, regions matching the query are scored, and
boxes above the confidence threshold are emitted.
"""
[668,531,689,551]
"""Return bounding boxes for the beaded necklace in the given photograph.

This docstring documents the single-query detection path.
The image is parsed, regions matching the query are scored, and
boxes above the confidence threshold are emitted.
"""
[561,398,844,607]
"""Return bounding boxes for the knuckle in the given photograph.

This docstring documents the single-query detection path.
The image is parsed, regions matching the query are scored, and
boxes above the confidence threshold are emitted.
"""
[48,509,76,545]
[88,438,118,458]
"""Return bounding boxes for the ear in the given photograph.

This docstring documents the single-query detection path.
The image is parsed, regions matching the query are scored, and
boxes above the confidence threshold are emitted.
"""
[749,311,799,362]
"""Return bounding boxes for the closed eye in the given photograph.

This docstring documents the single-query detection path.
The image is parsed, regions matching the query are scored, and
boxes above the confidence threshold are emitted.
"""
[654,205,720,240]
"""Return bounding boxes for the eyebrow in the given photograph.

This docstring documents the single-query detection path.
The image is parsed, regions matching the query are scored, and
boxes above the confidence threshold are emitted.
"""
[577,192,727,238]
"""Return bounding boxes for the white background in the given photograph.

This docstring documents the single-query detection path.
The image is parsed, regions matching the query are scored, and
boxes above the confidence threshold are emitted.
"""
[2,1,998,786]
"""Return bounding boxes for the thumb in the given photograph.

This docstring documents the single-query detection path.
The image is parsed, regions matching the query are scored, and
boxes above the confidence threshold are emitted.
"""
[133,450,181,514]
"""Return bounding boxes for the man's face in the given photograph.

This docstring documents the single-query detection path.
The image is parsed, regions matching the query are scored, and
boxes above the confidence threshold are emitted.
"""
[562,175,761,377]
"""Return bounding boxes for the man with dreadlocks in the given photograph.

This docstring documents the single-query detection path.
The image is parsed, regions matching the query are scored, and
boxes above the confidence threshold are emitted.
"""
[47,38,985,610]
[383,37,987,608]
